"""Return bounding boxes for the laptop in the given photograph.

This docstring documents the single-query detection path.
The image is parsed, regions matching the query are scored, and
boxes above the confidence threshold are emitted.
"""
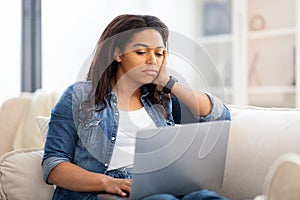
[97,120,230,200]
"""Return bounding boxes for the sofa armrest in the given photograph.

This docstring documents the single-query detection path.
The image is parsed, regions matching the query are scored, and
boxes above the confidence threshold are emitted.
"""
[217,105,300,200]
[0,148,54,200]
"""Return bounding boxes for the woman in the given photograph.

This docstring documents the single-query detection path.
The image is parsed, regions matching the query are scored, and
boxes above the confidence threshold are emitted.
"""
[42,14,230,200]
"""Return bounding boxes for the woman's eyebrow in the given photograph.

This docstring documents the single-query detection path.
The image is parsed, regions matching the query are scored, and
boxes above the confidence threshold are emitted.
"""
[132,43,164,49]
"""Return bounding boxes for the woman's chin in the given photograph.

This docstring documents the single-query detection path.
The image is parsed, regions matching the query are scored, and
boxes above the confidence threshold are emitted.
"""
[140,80,155,86]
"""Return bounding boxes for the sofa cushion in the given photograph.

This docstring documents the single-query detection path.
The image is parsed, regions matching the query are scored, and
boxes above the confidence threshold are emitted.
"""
[35,116,50,142]
[0,148,54,200]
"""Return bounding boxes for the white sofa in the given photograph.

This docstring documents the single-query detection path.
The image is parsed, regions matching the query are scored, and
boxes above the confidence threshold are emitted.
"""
[0,93,300,200]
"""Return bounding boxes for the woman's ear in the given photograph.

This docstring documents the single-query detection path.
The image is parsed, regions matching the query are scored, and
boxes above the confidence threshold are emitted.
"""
[115,56,121,62]
[114,48,122,62]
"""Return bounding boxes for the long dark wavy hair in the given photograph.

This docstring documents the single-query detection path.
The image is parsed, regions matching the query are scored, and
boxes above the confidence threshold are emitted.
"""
[86,14,169,111]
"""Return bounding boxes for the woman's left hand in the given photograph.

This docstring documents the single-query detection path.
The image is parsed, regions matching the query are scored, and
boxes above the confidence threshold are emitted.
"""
[153,50,170,88]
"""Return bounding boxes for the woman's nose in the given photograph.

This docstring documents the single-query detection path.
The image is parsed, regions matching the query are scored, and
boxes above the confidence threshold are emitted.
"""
[147,52,157,65]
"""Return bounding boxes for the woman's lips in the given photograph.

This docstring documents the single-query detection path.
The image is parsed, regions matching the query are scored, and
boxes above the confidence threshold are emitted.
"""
[143,69,158,76]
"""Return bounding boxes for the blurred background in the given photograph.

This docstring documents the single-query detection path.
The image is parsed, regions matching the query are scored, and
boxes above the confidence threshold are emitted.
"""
[1,0,299,108]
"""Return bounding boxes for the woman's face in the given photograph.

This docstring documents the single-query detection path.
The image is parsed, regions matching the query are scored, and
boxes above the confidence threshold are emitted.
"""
[115,29,165,85]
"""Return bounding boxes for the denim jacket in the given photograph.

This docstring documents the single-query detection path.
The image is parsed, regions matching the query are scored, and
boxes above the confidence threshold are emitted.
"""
[42,81,230,200]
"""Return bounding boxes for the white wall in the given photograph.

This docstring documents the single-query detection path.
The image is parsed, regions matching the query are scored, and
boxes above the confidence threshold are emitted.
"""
[42,0,199,94]
[0,0,21,104]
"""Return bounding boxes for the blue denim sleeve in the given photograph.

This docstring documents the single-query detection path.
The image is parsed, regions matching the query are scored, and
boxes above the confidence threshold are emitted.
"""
[41,84,78,183]
[197,93,231,122]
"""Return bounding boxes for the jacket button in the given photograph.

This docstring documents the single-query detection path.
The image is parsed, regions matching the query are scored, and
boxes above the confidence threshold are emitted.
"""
[112,137,115,141]
[104,163,108,167]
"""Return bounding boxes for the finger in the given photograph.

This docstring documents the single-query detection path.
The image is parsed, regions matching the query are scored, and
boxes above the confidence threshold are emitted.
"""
[121,184,131,193]
[160,49,167,66]
[120,179,131,192]
[163,49,168,57]
[116,188,127,197]
[117,178,131,185]
[124,179,132,186]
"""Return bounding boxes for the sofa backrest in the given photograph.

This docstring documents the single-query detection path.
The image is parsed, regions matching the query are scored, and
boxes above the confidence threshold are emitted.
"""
[0,95,31,155]
[0,90,60,156]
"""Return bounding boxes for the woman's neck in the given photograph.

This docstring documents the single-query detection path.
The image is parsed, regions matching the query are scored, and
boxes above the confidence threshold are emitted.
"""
[111,78,143,111]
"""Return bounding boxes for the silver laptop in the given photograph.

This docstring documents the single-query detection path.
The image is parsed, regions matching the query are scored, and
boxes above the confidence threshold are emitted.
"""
[98,120,230,200]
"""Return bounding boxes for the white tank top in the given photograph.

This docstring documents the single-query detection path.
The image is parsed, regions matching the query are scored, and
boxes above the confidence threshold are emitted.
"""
[107,107,156,170]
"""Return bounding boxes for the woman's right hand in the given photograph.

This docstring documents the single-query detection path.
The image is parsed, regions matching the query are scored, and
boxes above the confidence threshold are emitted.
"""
[47,162,131,195]
[102,176,131,197]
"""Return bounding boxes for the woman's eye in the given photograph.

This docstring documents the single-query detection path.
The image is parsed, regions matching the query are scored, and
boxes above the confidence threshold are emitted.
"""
[136,51,146,55]
[156,52,163,57]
